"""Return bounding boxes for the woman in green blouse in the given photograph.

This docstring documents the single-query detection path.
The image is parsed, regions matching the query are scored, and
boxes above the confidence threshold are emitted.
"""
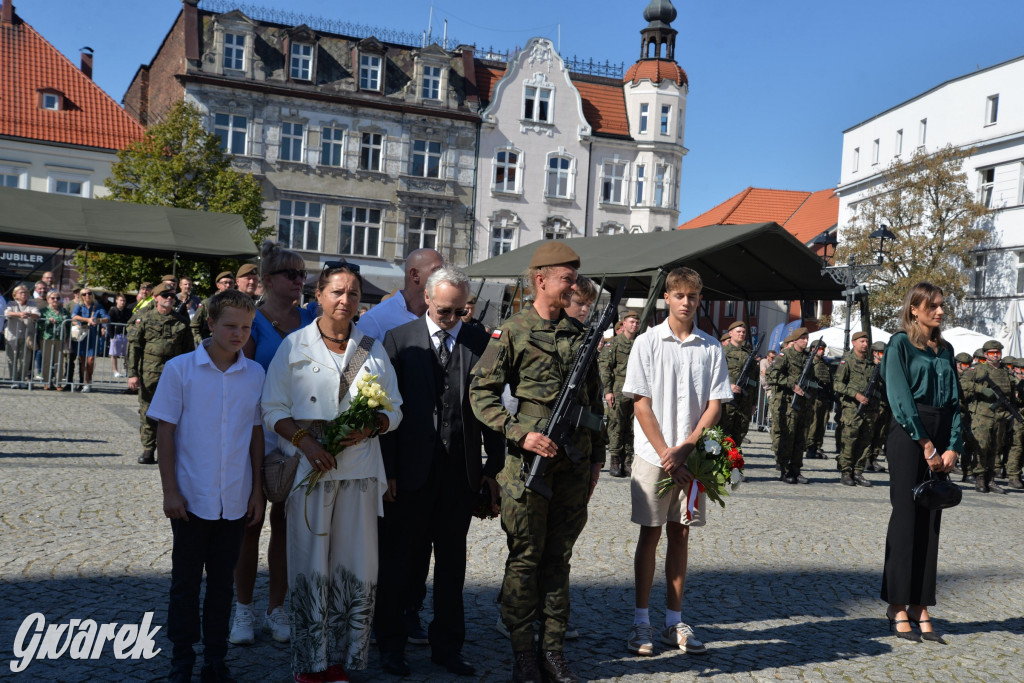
[37,291,70,390]
[880,282,960,644]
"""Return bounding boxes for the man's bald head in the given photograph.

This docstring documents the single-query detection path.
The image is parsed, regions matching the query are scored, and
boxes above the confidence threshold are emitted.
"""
[404,248,444,294]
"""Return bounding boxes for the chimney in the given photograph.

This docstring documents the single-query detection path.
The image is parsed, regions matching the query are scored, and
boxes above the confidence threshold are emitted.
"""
[80,47,94,80]
[183,0,200,62]
[2,1,14,25]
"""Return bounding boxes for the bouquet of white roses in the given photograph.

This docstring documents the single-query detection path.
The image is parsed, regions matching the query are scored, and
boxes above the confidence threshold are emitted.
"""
[655,426,745,517]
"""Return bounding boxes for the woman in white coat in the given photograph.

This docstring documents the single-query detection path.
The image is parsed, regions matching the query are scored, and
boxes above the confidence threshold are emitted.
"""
[262,263,402,683]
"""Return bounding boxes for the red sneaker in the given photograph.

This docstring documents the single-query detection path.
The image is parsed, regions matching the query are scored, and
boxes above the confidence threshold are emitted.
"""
[294,672,325,683]
[324,664,349,682]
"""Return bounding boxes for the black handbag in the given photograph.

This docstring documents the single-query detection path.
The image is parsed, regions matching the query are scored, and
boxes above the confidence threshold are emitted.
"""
[911,471,962,510]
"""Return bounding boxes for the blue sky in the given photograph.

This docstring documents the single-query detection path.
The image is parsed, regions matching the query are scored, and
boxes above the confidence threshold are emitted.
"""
[23,0,1024,221]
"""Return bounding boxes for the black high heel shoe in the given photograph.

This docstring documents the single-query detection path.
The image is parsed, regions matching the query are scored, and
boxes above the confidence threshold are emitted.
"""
[886,611,922,642]
[908,615,947,644]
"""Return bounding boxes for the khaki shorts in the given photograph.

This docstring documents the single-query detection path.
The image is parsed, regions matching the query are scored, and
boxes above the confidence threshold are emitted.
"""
[630,456,706,527]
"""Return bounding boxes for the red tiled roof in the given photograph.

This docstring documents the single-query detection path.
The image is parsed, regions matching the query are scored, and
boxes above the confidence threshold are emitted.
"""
[624,59,688,87]
[474,62,630,138]
[0,12,144,150]
[678,187,838,244]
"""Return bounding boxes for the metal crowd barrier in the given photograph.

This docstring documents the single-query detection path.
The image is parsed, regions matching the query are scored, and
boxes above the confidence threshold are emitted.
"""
[0,319,130,392]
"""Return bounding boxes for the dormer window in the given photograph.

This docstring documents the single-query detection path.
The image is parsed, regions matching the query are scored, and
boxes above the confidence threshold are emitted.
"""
[224,33,245,71]
[422,66,441,100]
[290,43,313,80]
[40,92,62,110]
[524,86,552,123]
[359,54,381,90]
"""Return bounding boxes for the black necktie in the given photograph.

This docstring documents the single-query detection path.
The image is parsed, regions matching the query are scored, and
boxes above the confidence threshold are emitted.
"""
[436,329,450,366]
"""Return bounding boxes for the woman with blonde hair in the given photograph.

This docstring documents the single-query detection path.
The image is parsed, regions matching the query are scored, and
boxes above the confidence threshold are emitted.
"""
[880,282,960,644]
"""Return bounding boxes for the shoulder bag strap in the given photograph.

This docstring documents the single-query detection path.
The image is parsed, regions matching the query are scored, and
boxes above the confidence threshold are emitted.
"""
[338,335,375,403]
[256,304,289,339]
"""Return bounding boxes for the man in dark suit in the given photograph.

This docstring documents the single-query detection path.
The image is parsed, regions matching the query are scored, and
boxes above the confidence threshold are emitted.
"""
[377,267,505,677]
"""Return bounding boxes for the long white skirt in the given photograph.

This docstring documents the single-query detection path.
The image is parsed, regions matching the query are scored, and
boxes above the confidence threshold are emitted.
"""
[286,478,379,673]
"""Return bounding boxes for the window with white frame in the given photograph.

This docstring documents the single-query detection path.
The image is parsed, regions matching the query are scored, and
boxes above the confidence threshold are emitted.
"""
[896,129,903,155]
[278,200,321,251]
[491,226,515,257]
[634,164,646,205]
[214,113,247,155]
[600,222,626,235]
[359,132,383,171]
[1016,251,1024,294]
[421,65,441,100]
[973,253,986,295]
[50,176,86,196]
[411,139,441,178]
[543,219,570,241]
[986,94,999,125]
[872,139,880,165]
[919,118,927,147]
[339,206,382,256]
[601,161,626,204]
[980,168,995,208]
[852,147,860,173]
[280,122,303,162]
[639,103,648,133]
[223,32,245,70]
[406,216,437,253]
[660,105,671,135]
[320,127,345,167]
[493,149,520,193]
[546,155,572,199]
[290,43,313,80]
[41,93,60,110]
[1,166,24,188]
[359,54,382,90]
[654,164,667,206]
[523,86,552,123]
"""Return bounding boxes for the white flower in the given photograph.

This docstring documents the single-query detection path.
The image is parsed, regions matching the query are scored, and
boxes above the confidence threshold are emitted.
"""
[368,398,379,408]
[703,438,721,455]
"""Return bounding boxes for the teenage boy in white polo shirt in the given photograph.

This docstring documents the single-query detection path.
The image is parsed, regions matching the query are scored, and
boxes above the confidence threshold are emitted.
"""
[622,267,732,657]
[148,289,266,683]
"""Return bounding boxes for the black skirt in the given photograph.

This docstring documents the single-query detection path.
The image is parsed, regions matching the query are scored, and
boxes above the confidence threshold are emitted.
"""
[879,403,953,606]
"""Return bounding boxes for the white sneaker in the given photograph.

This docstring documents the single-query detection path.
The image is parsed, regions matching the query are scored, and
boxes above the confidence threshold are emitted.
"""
[81,384,91,393]
[661,622,707,654]
[263,606,290,643]
[229,604,256,645]
[627,623,654,656]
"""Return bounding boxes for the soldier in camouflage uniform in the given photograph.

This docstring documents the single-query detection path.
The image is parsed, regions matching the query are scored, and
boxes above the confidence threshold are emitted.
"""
[1007,357,1024,489]
[805,342,832,459]
[954,351,977,481]
[600,309,639,478]
[191,270,235,345]
[769,340,792,456]
[720,321,757,449]
[960,340,1011,493]
[832,331,877,486]
[128,281,194,464]
[470,242,605,683]
[767,328,816,484]
[865,341,890,472]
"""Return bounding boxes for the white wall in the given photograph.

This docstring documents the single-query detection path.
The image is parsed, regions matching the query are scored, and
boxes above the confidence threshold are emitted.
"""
[0,138,118,198]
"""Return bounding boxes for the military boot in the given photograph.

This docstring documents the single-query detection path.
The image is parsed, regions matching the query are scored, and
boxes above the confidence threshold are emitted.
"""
[609,456,624,478]
[623,455,633,477]
[512,651,543,683]
[137,449,156,465]
[853,472,873,487]
[540,650,579,683]
[975,478,988,493]
[987,475,1006,494]
[1008,475,1023,489]
[840,471,855,487]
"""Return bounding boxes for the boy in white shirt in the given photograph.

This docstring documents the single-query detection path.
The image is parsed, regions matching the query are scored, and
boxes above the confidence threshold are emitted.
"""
[622,267,733,657]
[148,289,266,683]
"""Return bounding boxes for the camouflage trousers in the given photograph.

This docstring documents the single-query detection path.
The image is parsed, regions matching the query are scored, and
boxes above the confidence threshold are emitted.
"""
[805,399,830,452]
[838,403,872,474]
[138,377,160,450]
[770,394,785,453]
[971,414,1008,477]
[499,453,589,652]
[870,407,892,459]
[606,395,634,463]
[775,394,813,474]
[1008,422,1023,478]
[960,413,977,473]
[720,397,753,449]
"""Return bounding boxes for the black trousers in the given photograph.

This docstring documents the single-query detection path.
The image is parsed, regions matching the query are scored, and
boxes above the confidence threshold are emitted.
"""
[880,403,951,606]
[167,513,247,663]
[376,457,475,657]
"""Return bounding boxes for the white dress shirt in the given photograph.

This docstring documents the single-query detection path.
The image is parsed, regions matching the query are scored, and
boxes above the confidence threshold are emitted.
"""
[425,315,461,356]
[356,291,418,341]
[622,319,733,467]
[146,341,266,521]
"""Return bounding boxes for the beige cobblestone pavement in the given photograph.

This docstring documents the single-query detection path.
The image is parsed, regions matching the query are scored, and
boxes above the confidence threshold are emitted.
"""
[2,387,1023,681]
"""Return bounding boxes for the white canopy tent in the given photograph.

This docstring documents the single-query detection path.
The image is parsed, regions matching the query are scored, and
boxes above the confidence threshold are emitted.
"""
[997,301,1023,357]
[943,326,993,357]
[809,326,892,358]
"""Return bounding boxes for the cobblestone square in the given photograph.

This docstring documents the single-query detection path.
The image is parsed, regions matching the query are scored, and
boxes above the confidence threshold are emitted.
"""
[2,387,1023,681]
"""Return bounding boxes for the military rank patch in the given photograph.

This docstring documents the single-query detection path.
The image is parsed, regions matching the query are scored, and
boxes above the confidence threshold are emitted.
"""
[491,329,502,338]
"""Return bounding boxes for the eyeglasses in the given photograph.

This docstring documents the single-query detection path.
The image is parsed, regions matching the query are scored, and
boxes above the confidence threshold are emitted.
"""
[155,292,175,299]
[80,292,93,296]
[269,268,307,281]
[435,307,469,318]
[321,260,360,274]
[217,278,233,285]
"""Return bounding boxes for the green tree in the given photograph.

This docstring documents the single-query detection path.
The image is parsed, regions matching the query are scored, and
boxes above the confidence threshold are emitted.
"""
[834,144,990,330]
[76,100,269,294]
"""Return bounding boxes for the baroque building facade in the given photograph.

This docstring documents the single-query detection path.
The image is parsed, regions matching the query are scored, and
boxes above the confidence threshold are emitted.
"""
[472,0,689,261]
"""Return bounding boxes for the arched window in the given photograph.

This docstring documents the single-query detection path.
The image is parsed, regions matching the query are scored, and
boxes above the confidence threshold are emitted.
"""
[492,147,522,194]
[545,154,574,199]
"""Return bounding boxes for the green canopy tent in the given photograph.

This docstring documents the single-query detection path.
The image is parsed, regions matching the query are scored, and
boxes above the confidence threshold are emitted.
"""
[464,222,845,328]
[0,185,258,260]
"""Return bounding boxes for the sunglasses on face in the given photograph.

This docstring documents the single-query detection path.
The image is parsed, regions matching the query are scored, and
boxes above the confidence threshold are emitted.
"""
[269,268,307,281]
[156,292,175,299]
[81,292,93,296]
[435,307,469,318]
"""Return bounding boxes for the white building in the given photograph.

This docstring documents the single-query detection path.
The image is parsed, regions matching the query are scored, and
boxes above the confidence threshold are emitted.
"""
[471,0,688,262]
[835,55,1024,335]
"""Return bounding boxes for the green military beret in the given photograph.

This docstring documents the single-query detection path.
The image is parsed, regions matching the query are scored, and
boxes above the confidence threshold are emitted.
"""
[783,326,809,344]
[871,341,886,352]
[235,263,258,279]
[728,320,747,332]
[982,339,1003,352]
[720,332,731,342]
[529,241,581,269]
[954,352,972,364]
[851,331,868,342]
[215,271,234,282]
[620,308,639,320]
[152,281,175,296]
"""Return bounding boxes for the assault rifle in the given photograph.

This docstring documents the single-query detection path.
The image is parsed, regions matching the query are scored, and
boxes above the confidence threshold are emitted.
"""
[982,371,1024,425]
[790,340,825,410]
[857,362,883,418]
[524,281,626,499]
[733,349,758,398]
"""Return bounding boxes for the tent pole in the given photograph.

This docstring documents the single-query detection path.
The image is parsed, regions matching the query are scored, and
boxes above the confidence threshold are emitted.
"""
[82,244,89,283]
[173,253,179,278]
[639,269,666,333]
